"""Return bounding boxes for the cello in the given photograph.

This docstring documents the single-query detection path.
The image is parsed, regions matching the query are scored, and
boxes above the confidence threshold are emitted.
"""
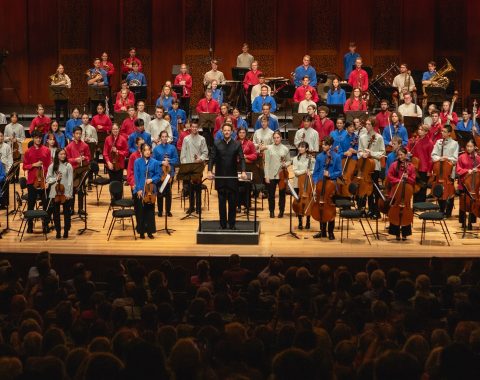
[431,138,455,200]
[293,154,315,216]
[472,100,480,148]
[337,133,358,197]
[311,153,336,223]
[387,161,414,229]
[349,134,376,197]
[459,152,480,218]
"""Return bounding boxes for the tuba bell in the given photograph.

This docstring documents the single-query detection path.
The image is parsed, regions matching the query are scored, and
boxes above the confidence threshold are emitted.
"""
[129,79,141,87]
[424,59,455,94]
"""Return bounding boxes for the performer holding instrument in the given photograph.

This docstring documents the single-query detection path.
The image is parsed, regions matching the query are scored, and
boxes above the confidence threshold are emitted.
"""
[50,64,71,123]
[29,104,51,135]
[103,123,128,185]
[407,125,434,203]
[295,115,319,153]
[127,137,145,194]
[87,58,108,86]
[174,64,193,116]
[121,47,143,78]
[0,131,13,209]
[292,142,315,230]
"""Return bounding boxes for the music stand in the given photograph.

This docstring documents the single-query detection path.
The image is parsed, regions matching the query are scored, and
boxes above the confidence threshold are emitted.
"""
[177,162,205,220]
[6,161,21,216]
[49,86,70,101]
[403,116,422,136]
[114,112,128,124]
[76,169,98,235]
[340,83,353,98]
[130,85,147,101]
[369,182,389,240]
[328,105,345,121]
[276,84,296,120]
[157,176,175,235]
[198,113,217,148]
[345,111,369,123]
[88,86,110,115]
[276,181,300,239]
[455,130,474,152]
[0,162,21,236]
[172,85,183,98]
[232,67,249,82]
[292,113,307,129]
[425,87,446,103]
[378,86,397,102]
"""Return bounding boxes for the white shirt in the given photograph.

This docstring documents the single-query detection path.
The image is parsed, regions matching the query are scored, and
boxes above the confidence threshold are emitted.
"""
[398,103,422,118]
[392,73,415,98]
[264,143,290,179]
[46,161,74,198]
[294,127,319,152]
[148,118,173,147]
[253,128,274,151]
[358,132,386,171]
[298,100,316,113]
[0,142,13,173]
[180,134,208,163]
[237,52,254,68]
[137,111,151,128]
[81,124,98,143]
[292,154,315,188]
[431,138,459,178]
[4,123,26,154]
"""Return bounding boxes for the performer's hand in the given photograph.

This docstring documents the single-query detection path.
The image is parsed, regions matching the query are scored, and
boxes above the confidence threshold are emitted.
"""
[240,172,247,180]
[146,178,152,184]
[98,125,103,130]
[323,170,329,177]
[76,157,83,163]
[107,162,114,170]
[136,190,142,198]
[468,169,473,174]
[33,161,43,167]
[207,171,214,180]
[265,178,270,184]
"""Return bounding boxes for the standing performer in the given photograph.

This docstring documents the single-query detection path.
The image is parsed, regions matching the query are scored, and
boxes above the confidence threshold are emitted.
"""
[374,100,391,133]
[428,110,443,145]
[293,142,315,230]
[4,112,25,173]
[43,120,66,149]
[264,131,290,218]
[347,57,369,92]
[295,115,320,153]
[92,103,112,135]
[49,64,72,123]
[383,111,408,149]
[127,137,145,194]
[237,127,257,212]
[327,78,347,105]
[392,63,416,99]
[103,123,128,185]
[29,104,51,135]
[0,131,13,209]
[121,47,143,79]
[128,119,151,155]
[456,140,478,229]
[148,106,174,148]
[237,43,255,68]
[174,63,193,117]
[343,42,360,80]
[22,131,51,233]
[46,148,73,239]
[65,108,82,143]
[134,144,159,239]
[407,125,433,203]
[207,124,247,229]
[293,55,317,87]
[343,88,367,112]
[100,52,115,81]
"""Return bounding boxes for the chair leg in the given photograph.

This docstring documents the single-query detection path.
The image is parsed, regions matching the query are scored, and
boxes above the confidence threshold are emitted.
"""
[107,217,116,241]
[346,219,350,239]
[340,218,344,242]
[96,186,100,205]
[364,218,376,239]
[420,220,425,245]
[20,219,28,242]
[102,205,112,228]
[359,219,371,245]
[443,220,452,241]
[131,216,136,240]
[439,220,450,246]
[18,218,24,236]
[43,220,48,241]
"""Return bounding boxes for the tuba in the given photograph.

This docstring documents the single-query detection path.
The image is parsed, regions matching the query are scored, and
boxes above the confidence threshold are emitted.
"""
[423,59,455,95]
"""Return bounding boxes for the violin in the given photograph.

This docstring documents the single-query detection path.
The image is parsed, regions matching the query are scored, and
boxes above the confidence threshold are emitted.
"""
[431,138,455,200]
[11,132,21,161]
[111,135,122,171]
[293,154,315,216]
[350,134,376,197]
[33,163,46,190]
[142,162,157,205]
[311,152,336,223]
[387,161,414,227]
[54,172,66,204]
[459,153,480,217]
[161,153,171,182]
[278,156,289,191]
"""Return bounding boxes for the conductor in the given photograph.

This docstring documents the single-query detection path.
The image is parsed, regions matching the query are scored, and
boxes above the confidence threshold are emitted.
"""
[208,123,247,229]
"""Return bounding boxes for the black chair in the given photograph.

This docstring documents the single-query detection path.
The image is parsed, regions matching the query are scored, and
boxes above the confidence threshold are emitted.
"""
[419,211,452,246]
[18,210,49,241]
[90,161,110,205]
[335,197,354,228]
[103,181,134,228]
[338,209,374,245]
[106,208,136,241]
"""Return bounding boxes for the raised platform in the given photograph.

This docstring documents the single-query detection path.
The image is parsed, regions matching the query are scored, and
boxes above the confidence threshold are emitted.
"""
[197,221,260,245]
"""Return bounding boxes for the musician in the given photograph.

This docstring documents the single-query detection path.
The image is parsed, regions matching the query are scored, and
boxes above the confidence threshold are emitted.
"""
[330,118,348,154]
[87,58,108,86]
[148,106,173,148]
[456,140,478,229]
[312,136,342,239]
[327,78,346,105]
[0,157,5,210]
[252,85,277,113]
[121,47,143,78]
[243,60,262,92]
[314,106,335,140]
[176,120,190,152]
[237,43,254,68]
[23,131,51,233]
[174,63,193,116]
[114,88,135,113]
[125,61,146,87]
[215,120,236,141]
[92,103,113,135]
[45,133,58,161]
[168,100,186,127]
[46,148,73,239]
[210,80,224,105]
[253,116,274,154]
[431,125,459,217]
[428,110,443,144]
[343,42,360,80]
[421,61,437,85]
[100,52,115,79]
[233,108,248,130]
[292,142,314,230]
[116,81,135,104]
[214,104,233,136]
[456,109,479,132]
[344,88,367,112]
[293,76,319,103]
[439,100,458,126]
[254,104,279,131]
[295,115,319,153]
[348,57,369,92]
[50,64,72,123]
[196,89,221,114]
[352,117,366,136]
[299,90,318,114]
[386,147,416,240]
[103,123,128,186]
[294,55,317,87]
[358,118,386,218]
[203,59,226,86]
[128,119,151,155]
[407,125,433,203]
[29,104,51,135]
[4,112,25,160]
[423,104,438,126]
[66,127,91,213]
[127,136,144,192]
[0,131,13,208]
[236,127,257,212]
[79,114,98,146]
[383,111,408,149]
[133,143,159,239]
[385,136,402,173]
[392,63,416,99]
[153,130,178,217]
[374,100,391,133]
[155,85,175,111]
[250,74,271,103]
[180,120,208,214]
[120,106,137,138]
[339,122,359,160]
[43,120,66,149]
[398,93,422,118]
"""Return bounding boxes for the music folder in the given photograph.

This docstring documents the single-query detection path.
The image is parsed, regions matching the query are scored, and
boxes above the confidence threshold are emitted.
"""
[177,162,204,182]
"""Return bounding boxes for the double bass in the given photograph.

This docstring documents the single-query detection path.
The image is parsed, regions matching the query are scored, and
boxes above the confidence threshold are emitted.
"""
[337,133,358,197]
[311,153,336,223]
[431,139,455,200]
[350,134,376,197]
[293,154,315,216]
[387,161,414,228]
[459,152,480,218]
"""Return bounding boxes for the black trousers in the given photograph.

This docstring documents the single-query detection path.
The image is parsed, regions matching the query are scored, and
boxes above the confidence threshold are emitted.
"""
[218,188,238,228]
[439,198,454,218]
[180,97,190,118]
[237,182,251,209]
[268,179,286,213]
[53,198,72,234]
[157,181,172,214]
[413,171,428,203]
[108,169,124,200]
[54,100,68,124]
[358,170,380,215]
[459,209,476,225]
[73,187,85,212]
[388,223,412,237]
[0,181,8,208]
[134,195,156,234]
[27,184,48,229]
[185,181,201,212]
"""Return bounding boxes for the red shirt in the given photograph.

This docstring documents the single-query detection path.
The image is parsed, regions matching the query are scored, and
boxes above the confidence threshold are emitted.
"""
[214,115,236,135]
[348,68,369,92]
[440,111,458,126]
[375,111,391,133]
[196,98,220,114]
[456,152,477,190]
[91,113,113,134]
[243,70,262,91]
[239,139,257,163]
[120,117,137,138]
[177,130,190,151]
[114,97,135,113]
[103,134,129,169]
[101,61,115,77]
[293,85,319,103]
[174,73,193,98]
[116,90,135,105]
[127,150,141,188]
[121,57,142,74]
[408,136,433,173]
[66,140,91,169]
[312,117,335,139]
[22,145,51,185]
[29,116,51,134]
[344,98,367,112]
[428,122,443,144]
[387,161,416,196]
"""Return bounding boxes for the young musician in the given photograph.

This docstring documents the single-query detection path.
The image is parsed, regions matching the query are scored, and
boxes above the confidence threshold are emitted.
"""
[398,93,422,118]
[254,104,279,131]
[180,120,208,214]
[293,141,315,230]
[176,121,190,152]
[253,116,274,154]
[210,80,224,105]
[114,89,134,113]
[196,89,221,114]
[237,43,254,68]
[100,52,115,80]
[156,85,175,111]
[87,58,108,86]
[298,91,317,113]
[330,117,347,154]
[386,147,416,240]
[326,78,346,105]
[344,88,367,112]
[127,137,144,193]
[428,110,443,144]
[153,131,178,217]
[233,107,248,130]
[374,100,391,133]
[46,148,73,239]
[295,115,319,153]
[408,125,433,202]
[421,61,437,86]
[392,63,416,99]
[125,61,146,87]
[0,131,13,209]
[116,81,135,104]
[236,127,257,212]
[103,123,128,185]
[80,114,98,163]
[440,100,459,127]
[456,140,478,229]
[250,74,272,103]
[49,64,71,123]
[339,122,359,163]
[423,104,438,126]
[431,125,459,218]
[148,106,173,148]
[22,131,51,233]
[293,55,317,87]
[65,108,82,142]
[315,106,335,139]
[134,144,159,239]
[385,136,402,173]
[343,42,360,80]
[46,133,59,160]
[168,100,186,127]
[128,119,151,155]
[348,57,369,92]
[312,136,342,239]
[92,103,112,135]
[264,131,290,218]
[121,47,143,77]
[383,111,408,149]
[4,112,25,160]
[455,109,477,132]
[203,59,226,86]
[252,85,277,113]
[174,63,193,116]
[243,60,262,92]
[214,104,233,135]
[43,120,66,149]
[293,76,319,103]
[215,121,237,141]
[120,106,137,138]
[29,104,51,135]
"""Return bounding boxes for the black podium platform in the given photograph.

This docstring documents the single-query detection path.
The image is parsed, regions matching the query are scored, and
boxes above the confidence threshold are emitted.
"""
[197,221,260,245]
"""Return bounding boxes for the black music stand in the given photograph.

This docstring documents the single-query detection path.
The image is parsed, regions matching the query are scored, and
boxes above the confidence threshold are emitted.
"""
[369,182,389,240]
[49,86,69,101]
[172,85,183,98]
[77,169,99,235]
[198,113,217,148]
[88,86,109,115]
[403,116,422,136]
[328,105,345,121]
[114,112,128,124]
[130,85,147,101]
[378,86,397,102]
[292,113,307,129]
[157,176,175,235]
[232,67,249,82]
[6,161,21,217]
[276,84,296,119]
[276,181,300,239]
[0,162,21,237]
[340,83,353,98]
[177,162,205,220]
[455,130,474,152]
[425,87,446,103]
[345,111,369,123]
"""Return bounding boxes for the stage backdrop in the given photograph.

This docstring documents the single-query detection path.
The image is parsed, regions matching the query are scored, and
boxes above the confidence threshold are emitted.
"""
[0,0,479,108]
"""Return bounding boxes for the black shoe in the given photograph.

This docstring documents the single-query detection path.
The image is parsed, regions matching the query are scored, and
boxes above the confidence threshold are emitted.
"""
[140,233,145,239]
[219,226,227,230]
[167,212,173,217]
[305,222,310,230]
[396,235,401,241]
[313,232,322,239]
[148,233,154,239]
[328,233,335,240]
[402,236,407,241]
[63,231,69,239]
[230,226,237,230]
[278,212,284,218]
[56,232,61,239]
[321,231,327,238]
[158,212,163,217]
[27,227,33,234]
[298,224,303,230]
[186,208,194,214]
[270,212,275,218]
[467,223,473,231]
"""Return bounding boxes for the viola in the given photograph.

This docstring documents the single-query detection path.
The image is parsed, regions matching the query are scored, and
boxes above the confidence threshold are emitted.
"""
[293,155,315,216]
[54,173,66,204]
[387,161,414,227]
[161,153,171,183]
[311,153,336,223]
[431,139,455,200]
[278,156,289,191]
[142,162,157,205]
[350,134,376,197]
[33,163,46,190]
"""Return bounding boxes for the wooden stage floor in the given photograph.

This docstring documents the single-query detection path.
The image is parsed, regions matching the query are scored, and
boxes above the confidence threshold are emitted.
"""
[1,167,480,259]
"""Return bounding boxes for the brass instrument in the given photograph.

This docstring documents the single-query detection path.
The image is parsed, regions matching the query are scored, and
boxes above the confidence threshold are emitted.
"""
[86,69,102,84]
[50,72,66,85]
[423,59,455,96]
[129,79,141,87]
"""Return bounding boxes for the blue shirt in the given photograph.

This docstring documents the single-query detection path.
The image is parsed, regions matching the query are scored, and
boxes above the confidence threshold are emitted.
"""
[382,124,408,147]
[456,119,478,132]
[89,68,108,85]
[156,96,175,110]
[0,160,5,182]
[422,70,437,81]
[236,117,248,130]
[385,151,397,173]
[152,143,178,178]
[65,118,82,141]
[254,117,279,131]
[168,108,187,126]
[212,88,223,105]
[343,52,360,79]
[43,131,66,149]
[294,65,317,87]
[312,150,342,184]
[330,129,347,153]
[327,89,347,105]
[215,130,237,141]
[126,71,147,86]
[252,95,277,113]
[339,132,359,160]
[133,158,161,194]
[128,131,152,154]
